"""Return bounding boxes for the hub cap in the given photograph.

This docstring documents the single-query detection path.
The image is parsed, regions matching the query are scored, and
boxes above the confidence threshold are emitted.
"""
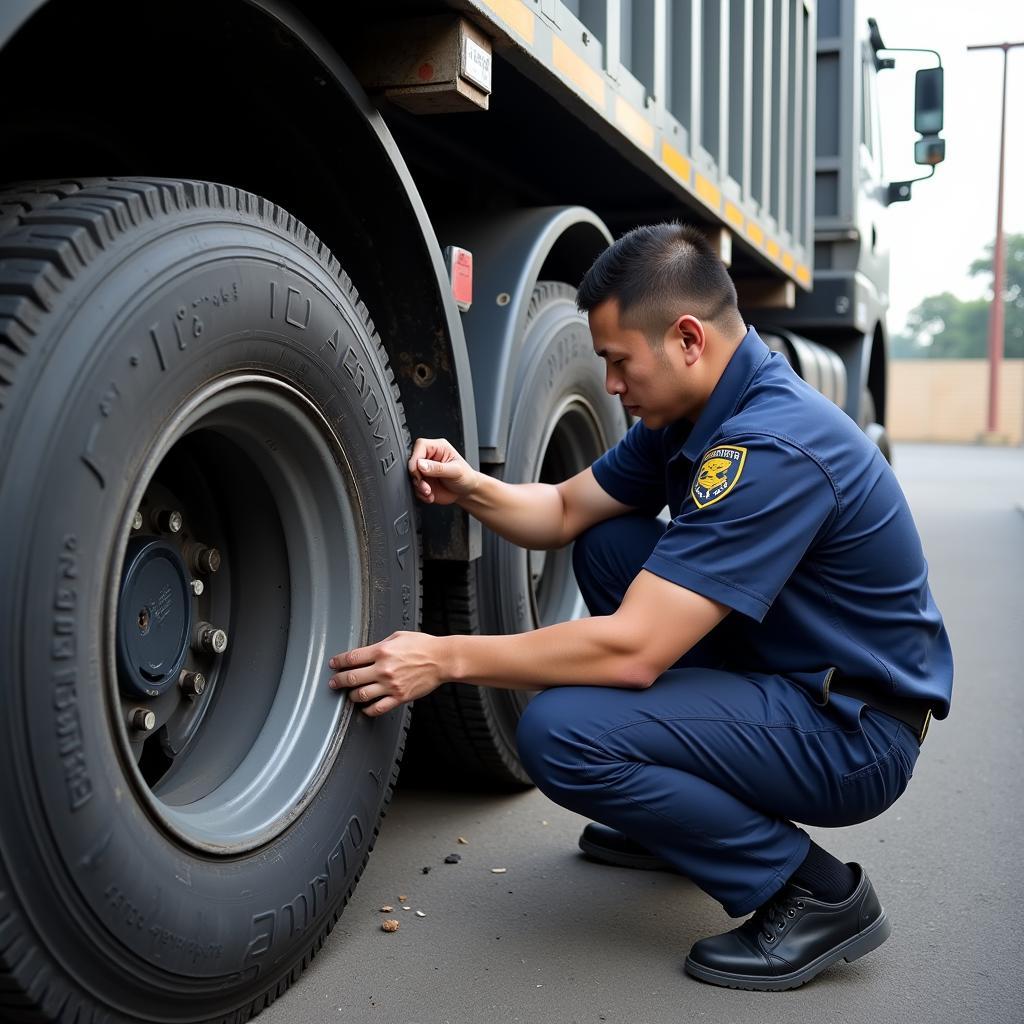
[117,538,193,698]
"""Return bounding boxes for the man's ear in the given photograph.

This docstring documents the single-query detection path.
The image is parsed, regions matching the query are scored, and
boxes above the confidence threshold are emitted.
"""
[674,315,706,365]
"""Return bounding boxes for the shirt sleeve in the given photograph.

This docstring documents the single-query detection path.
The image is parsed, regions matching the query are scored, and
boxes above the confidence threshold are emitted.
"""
[591,420,667,511]
[642,433,838,620]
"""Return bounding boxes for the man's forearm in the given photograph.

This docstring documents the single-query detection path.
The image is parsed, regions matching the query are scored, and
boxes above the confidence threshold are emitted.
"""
[445,615,654,691]
[457,473,568,550]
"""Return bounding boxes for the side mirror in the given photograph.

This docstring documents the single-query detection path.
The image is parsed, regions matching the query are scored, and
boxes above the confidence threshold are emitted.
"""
[913,68,945,167]
[915,135,946,166]
[915,67,944,135]
[880,40,945,202]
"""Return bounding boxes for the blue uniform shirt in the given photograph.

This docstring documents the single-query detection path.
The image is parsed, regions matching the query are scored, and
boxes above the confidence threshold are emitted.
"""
[591,326,953,721]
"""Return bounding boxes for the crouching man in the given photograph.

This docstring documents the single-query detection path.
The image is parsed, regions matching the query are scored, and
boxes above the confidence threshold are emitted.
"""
[327,223,953,991]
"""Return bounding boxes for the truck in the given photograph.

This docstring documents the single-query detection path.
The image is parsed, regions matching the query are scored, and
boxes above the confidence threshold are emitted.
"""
[0,1,943,1019]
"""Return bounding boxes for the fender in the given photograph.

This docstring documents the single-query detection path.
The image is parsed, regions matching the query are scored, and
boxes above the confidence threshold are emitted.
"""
[0,0,480,559]
[865,323,888,426]
[245,0,481,558]
[443,207,612,464]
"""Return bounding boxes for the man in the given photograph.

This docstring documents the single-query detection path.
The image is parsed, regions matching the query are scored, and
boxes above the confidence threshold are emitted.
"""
[327,223,953,991]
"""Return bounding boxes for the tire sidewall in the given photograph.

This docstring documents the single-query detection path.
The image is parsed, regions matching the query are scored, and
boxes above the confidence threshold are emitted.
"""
[0,207,417,1016]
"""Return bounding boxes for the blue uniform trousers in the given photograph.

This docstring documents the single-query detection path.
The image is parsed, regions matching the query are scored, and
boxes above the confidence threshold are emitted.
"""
[515,515,921,918]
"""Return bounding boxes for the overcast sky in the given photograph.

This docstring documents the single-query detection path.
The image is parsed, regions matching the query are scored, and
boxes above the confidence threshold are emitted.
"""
[869,1,1024,335]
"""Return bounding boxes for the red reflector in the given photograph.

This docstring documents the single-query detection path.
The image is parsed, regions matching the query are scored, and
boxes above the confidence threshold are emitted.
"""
[445,246,473,312]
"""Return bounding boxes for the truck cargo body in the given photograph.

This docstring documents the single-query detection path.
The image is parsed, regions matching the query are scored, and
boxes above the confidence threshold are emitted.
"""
[451,0,816,291]
[0,1,935,1019]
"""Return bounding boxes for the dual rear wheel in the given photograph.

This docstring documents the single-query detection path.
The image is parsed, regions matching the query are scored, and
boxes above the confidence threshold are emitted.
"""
[407,283,628,786]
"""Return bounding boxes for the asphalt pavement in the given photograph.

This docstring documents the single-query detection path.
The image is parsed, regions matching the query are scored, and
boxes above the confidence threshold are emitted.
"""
[262,443,1024,1024]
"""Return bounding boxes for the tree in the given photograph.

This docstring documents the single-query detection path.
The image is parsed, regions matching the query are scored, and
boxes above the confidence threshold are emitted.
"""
[893,233,1024,358]
[970,232,1024,311]
[901,292,991,357]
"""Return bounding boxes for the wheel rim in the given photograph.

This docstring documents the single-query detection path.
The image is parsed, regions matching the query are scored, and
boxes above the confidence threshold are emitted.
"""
[527,395,608,628]
[107,375,365,855]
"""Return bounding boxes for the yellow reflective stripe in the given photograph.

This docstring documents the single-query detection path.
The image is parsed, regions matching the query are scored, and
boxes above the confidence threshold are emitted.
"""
[661,141,692,184]
[695,174,721,210]
[551,36,605,107]
[782,252,794,271]
[479,0,535,43]
[746,221,765,247]
[615,97,654,150]
[766,239,781,260]
[724,202,744,230]
[796,264,811,285]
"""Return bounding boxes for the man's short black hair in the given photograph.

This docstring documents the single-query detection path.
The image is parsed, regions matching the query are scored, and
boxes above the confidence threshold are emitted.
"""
[576,222,744,341]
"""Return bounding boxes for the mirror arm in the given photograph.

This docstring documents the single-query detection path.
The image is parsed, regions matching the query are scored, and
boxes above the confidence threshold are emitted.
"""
[867,20,943,68]
[877,45,943,67]
[886,166,936,205]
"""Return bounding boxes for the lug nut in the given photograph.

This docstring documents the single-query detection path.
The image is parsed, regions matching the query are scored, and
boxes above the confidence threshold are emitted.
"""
[129,708,156,732]
[179,670,206,697]
[132,510,143,531]
[194,622,228,655]
[190,579,204,597]
[192,546,221,574]
[154,509,183,534]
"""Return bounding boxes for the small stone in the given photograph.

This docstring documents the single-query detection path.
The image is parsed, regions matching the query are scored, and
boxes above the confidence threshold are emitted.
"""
[457,836,469,844]
[415,910,427,918]
[381,919,400,933]
[402,906,412,911]
[379,905,394,913]
[490,867,507,874]
[398,894,408,902]
[444,853,461,864]
[422,866,431,874]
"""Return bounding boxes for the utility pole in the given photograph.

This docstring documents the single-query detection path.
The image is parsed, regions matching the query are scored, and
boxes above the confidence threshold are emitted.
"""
[967,41,1023,439]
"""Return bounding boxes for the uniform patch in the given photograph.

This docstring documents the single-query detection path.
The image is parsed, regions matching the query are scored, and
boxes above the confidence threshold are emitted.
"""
[692,445,747,508]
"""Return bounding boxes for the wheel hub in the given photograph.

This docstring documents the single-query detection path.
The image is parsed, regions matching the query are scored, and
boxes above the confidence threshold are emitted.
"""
[116,538,193,698]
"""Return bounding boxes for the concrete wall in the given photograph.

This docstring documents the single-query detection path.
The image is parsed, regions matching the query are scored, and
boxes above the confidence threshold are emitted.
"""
[888,359,1024,445]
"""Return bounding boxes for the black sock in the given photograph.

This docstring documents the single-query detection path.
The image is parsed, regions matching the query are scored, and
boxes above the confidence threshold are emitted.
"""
[790,840,856,903]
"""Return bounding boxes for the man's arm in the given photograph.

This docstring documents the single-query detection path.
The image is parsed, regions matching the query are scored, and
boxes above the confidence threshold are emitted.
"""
[458,466,633,549]
[409,436,631,549]
[446,569,728,687]
[329,571,730,715]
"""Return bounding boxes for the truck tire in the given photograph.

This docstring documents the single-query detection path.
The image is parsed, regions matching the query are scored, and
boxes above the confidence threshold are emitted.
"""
[0,178,418,1022]
[408,282,628,787]
[859,387,892,462]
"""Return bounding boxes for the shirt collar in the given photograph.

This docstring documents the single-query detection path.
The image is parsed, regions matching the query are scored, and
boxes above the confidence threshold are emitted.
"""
[680,326,770,462]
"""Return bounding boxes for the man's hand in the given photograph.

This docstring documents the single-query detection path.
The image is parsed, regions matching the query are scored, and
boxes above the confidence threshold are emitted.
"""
[327,632,448,716]
[408,437,479,506]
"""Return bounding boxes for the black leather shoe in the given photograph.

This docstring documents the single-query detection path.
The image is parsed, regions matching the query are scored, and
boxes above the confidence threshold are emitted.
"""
[578,822,672,871]
[684,864,891,990]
